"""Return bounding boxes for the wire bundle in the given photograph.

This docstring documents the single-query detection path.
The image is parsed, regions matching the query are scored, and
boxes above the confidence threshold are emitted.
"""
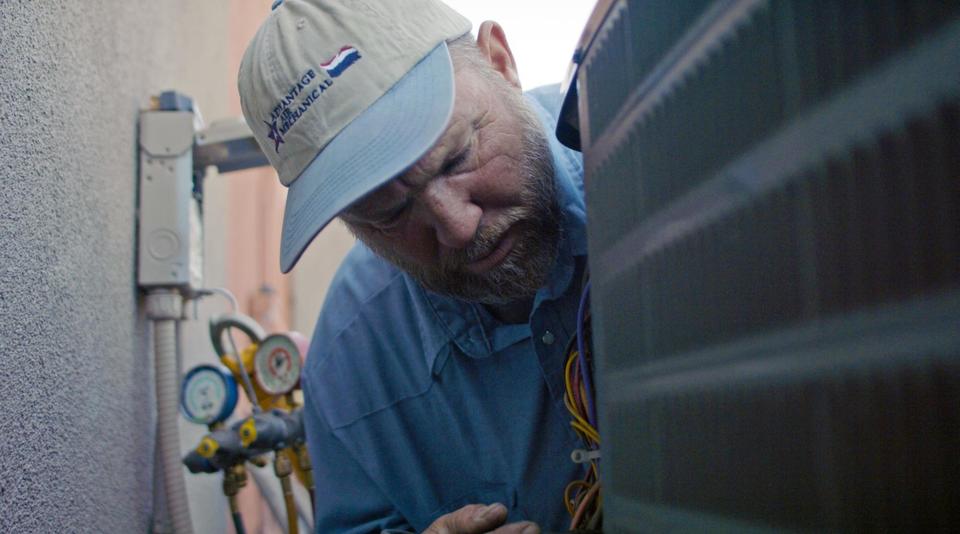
[563,282,602,531]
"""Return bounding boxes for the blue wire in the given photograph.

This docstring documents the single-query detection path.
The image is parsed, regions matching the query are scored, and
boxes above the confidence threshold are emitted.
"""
[576,281,597,431]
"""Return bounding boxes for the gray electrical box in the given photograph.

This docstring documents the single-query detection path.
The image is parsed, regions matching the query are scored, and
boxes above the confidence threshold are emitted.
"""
[135,91,269,292]
[137,109,203,290]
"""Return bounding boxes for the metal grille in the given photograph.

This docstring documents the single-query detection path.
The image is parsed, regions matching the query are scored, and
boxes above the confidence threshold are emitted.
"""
[607,332,960,531]
[597,100,960,368]
[576,0,960,530]
[583,0,713,142]
[584,0,960,252]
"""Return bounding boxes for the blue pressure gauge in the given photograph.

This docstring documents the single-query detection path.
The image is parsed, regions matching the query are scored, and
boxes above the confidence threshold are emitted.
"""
[181,364,238,425]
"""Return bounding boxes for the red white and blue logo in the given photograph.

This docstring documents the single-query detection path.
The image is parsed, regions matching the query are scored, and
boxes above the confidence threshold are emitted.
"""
[263,45,362,153]
[320,46,361,78]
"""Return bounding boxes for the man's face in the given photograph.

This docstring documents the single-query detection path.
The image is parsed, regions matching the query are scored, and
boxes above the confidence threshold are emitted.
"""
[341,57,561,305]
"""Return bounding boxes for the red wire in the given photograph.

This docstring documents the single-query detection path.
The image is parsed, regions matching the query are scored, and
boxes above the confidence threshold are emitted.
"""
[570,482,601,529]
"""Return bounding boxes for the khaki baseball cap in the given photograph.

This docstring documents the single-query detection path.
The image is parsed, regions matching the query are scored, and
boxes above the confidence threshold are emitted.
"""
[238,0,471,273]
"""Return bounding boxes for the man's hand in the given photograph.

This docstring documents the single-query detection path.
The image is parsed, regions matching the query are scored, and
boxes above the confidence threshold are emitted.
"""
[422,503,540,534]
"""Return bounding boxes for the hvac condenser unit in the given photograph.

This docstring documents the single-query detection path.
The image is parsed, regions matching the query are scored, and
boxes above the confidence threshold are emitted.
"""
[561,0,960,531]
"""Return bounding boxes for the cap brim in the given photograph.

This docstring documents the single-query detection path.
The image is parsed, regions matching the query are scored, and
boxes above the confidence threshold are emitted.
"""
[279,42,456,273]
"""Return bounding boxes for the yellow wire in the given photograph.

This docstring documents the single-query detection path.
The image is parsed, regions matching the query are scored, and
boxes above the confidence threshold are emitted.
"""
[571,420,600,443]
[564,352,588,417]
[562,341,603,524]
[564,394,587,425]
[563,326,603,525]
[564,346,600,444]
[565,393,596,439]
[563,479,591,515]
[563,350,578,397]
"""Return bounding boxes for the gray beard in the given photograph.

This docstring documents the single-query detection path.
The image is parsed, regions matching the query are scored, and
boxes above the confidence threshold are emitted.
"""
[360,96,562,306]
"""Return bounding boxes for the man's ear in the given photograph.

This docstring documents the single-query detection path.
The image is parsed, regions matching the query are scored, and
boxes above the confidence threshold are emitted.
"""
[475,21,521,89]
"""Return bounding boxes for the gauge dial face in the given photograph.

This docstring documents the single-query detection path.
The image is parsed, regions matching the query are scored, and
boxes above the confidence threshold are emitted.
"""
[254,334,302,395]
[182,367,232,424]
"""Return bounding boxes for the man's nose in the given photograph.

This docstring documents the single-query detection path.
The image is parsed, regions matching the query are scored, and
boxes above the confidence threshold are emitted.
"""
[418,179,481,249]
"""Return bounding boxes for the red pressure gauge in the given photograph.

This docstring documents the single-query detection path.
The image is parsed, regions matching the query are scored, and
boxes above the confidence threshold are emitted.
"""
[253,333,304,396]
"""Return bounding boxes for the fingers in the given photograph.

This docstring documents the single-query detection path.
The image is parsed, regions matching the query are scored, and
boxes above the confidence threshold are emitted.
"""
[421,503,539,534]
[488,521,540,534]
[423,503,505,534]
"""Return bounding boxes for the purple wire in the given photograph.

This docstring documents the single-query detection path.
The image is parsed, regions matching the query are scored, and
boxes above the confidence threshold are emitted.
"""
[576,281,597,431]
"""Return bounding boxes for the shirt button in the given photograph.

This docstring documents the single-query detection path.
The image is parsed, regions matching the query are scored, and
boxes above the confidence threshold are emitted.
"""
[541,331,555,345]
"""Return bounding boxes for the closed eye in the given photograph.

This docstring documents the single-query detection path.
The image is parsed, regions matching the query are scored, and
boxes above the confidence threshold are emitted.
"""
[371,201,410,231]
[440,144,471,176]
[368,142,471,232]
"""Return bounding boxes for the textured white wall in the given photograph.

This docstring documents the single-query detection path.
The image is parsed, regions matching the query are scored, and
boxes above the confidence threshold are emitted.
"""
[0,1,231,531]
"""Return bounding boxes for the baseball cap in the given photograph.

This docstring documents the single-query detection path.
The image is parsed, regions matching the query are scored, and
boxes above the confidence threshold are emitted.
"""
[238,0,471,273]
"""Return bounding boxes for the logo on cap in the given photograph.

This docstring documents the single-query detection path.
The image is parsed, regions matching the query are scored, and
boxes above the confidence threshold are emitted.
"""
[264,119,285,152]
[320,46,361,78]
[263,45,362,153]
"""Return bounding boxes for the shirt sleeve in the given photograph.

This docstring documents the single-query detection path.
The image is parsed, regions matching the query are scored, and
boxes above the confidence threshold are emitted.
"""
[302,377,412,534]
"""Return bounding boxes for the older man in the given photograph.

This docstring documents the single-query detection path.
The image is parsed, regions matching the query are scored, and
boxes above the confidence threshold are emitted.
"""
[239,1,587,532]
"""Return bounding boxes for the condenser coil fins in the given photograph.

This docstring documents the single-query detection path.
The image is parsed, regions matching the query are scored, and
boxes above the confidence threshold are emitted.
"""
[570,0,960,531]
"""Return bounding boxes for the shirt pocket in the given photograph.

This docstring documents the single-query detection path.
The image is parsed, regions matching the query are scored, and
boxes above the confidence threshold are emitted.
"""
[412,480,521,531]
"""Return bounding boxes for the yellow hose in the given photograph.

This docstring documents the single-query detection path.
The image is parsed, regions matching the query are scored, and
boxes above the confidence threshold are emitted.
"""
[274,453,298,534]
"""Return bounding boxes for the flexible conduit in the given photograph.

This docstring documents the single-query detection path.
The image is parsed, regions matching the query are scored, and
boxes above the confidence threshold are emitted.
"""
[148,291,194,534]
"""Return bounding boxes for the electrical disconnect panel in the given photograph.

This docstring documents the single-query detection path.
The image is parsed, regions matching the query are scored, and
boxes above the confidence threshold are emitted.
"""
[138,104,203,291]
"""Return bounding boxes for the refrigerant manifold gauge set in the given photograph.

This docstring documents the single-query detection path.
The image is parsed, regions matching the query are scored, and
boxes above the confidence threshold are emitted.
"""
[179,313,313,534]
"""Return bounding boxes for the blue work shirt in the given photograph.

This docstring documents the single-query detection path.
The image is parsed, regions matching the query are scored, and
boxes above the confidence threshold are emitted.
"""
[302,85,588,533]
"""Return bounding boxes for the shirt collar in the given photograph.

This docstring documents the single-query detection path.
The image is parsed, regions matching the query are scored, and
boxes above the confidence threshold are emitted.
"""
[412,87,587,373]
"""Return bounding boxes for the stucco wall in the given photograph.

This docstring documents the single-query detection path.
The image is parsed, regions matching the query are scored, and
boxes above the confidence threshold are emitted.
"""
[0,1,230,531]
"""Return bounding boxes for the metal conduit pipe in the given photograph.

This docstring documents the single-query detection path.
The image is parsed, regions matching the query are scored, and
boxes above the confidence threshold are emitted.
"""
[147,290,194,534]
